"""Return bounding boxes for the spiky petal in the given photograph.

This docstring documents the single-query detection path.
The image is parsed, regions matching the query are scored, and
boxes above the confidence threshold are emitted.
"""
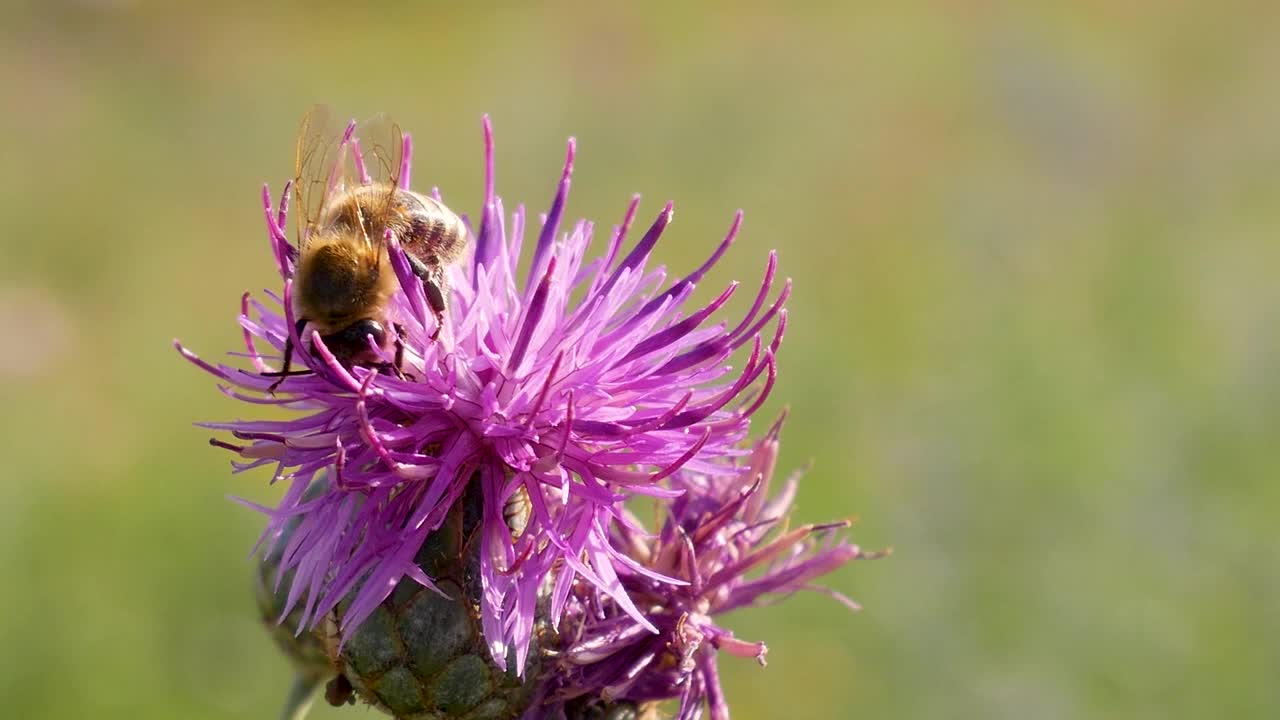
[542,419,885,719]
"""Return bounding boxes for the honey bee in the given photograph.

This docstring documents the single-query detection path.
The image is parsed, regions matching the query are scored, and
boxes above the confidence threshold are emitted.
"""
[265,106,468,389]
[503,485,532,539]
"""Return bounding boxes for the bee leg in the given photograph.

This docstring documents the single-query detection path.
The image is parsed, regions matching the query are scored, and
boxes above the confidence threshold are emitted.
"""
[263,319,312,394]
[405,254,447,340]
[423,278,447,340]
[391,322,416,381]
[269,342,290,393]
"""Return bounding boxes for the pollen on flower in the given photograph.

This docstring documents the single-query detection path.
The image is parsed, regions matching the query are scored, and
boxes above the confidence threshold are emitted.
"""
[178,113,790,675]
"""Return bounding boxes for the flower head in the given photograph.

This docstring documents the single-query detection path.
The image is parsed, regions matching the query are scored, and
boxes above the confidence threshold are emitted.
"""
[541,417,884,720]
[178,116,789,672]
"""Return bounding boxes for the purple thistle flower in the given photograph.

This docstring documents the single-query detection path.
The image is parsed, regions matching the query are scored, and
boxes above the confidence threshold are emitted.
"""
[539,417,885,720]
[176,116,789,673]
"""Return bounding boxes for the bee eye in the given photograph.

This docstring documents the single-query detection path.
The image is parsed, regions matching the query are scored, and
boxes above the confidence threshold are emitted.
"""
[349,319,387,347]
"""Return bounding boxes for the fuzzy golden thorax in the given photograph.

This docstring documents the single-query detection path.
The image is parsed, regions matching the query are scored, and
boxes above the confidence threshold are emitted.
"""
[292,235,397,335]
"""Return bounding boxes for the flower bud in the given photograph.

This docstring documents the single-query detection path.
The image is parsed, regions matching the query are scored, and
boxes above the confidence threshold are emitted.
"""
[324,484,541,719]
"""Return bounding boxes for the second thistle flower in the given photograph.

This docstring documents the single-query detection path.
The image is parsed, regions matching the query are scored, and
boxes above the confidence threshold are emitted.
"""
[538,418,885,720]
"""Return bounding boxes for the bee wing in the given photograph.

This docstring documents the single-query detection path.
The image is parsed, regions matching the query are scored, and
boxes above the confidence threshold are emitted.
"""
[354,112,405,186]
[351,112,406,247]
[292,106,407,249]
[295,104,377,249]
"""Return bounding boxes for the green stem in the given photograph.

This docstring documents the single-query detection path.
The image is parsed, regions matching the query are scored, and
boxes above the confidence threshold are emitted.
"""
[278,673,322,720]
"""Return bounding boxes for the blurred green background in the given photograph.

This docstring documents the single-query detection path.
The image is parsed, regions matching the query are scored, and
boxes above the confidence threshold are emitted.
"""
[2,2,1278,718]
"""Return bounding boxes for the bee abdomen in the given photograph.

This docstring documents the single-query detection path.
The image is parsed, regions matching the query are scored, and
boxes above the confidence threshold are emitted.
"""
[408,214,448,248]
[402,194,469,265]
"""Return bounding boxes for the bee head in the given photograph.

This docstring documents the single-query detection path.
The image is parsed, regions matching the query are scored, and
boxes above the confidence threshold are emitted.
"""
[313,318,389,368]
